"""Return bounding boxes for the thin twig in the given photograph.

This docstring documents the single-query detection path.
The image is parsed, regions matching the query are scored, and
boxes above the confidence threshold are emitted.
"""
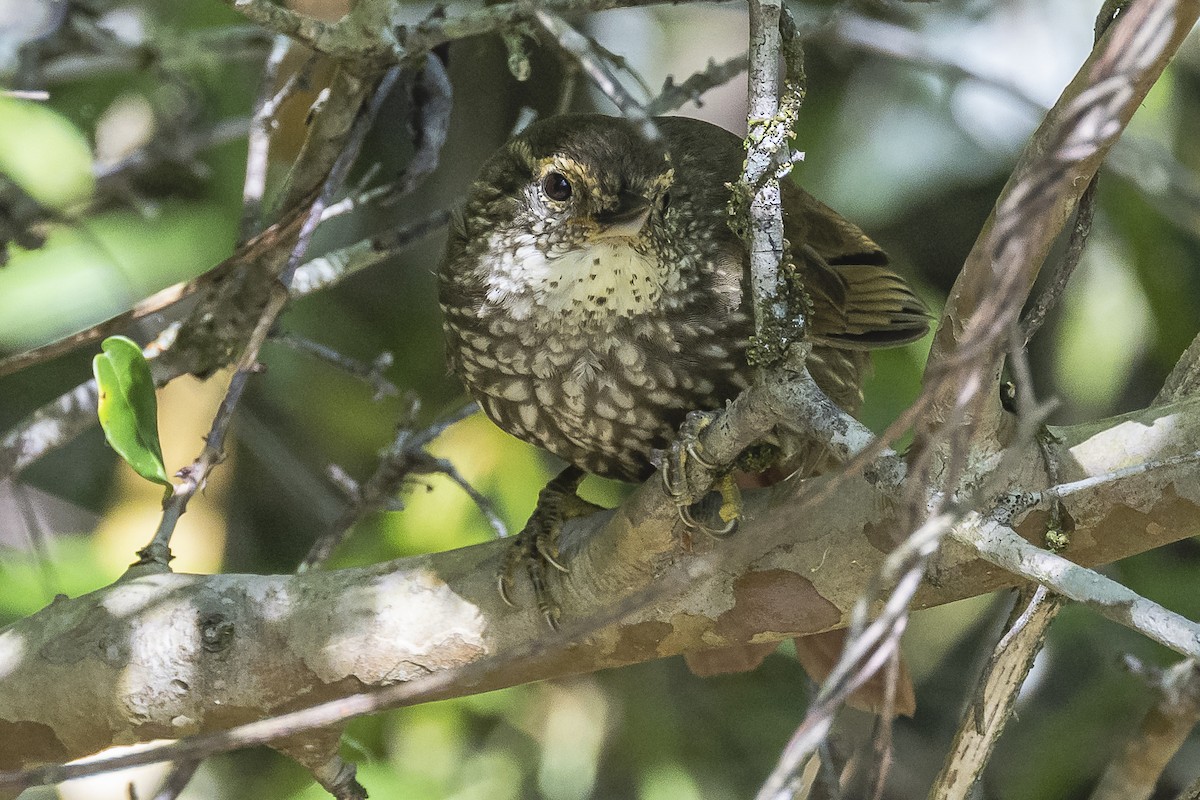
[1020,178,1097,345]
[1019,0,1123,347]
[271,334,399,401]
[645,52,750,116]
[241,35,299,242]
[951,516,1200,661]
[132,68,404,568]
[298,402,503,571]
[533,11,657,138]
[1040,448,1200,501]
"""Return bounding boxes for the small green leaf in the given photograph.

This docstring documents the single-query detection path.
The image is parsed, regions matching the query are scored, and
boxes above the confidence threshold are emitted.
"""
[93,336,171,488]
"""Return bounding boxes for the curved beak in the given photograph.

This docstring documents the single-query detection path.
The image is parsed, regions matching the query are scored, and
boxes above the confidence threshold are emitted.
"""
[592,191,651,240]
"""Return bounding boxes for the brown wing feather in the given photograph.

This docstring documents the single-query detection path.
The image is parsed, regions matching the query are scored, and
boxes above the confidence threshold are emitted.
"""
[783,181,929,349]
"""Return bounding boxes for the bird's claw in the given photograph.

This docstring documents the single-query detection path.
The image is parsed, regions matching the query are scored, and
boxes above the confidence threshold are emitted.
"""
[678,496,739,538]
[661,410,719,505]
[496,466,597,629]
[661,410,743,539]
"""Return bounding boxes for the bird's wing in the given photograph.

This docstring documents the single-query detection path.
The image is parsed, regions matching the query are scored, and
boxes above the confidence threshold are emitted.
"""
[783,182,930,349]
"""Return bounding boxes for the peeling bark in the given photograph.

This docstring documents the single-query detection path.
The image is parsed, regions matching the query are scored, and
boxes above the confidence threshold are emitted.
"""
[2,396,1198,775]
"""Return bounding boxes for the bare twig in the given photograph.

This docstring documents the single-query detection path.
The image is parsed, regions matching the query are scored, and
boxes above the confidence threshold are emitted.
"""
[534,11,656,138]
[1039,448,1200,502]
[241,35,299,242]
[646,52,750,116]
[298,402,504,571]
[951,517,1200,661]
[271,334,399,401]
[133,68,404,568]
[1020,1,1125,346]
[131,287,288,568]
[1020,177,1097,345]
[289,207,451,294]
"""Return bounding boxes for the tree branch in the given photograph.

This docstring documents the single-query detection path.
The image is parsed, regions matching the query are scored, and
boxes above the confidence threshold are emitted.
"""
[923,0,1200,436]
[2,395,1198,783]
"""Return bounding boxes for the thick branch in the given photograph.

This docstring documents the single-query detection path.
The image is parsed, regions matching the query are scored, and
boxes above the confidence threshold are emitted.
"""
[2,396,1198,780]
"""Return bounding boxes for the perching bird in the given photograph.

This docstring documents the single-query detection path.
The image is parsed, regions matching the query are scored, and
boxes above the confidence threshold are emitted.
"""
[438,113,927,625]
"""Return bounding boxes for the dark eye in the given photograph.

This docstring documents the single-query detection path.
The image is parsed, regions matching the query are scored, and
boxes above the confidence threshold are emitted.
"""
[660,191,671,212]
[542,171,573,202]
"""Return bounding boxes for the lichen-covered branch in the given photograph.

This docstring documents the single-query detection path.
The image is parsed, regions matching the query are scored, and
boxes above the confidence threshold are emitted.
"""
[742,0,792,364]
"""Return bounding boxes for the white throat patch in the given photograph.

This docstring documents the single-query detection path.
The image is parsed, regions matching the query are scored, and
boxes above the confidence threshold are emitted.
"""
[483,232,665,321]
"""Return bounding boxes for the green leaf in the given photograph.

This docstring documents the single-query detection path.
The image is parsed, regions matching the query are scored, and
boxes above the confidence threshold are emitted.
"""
[93,336,171,488]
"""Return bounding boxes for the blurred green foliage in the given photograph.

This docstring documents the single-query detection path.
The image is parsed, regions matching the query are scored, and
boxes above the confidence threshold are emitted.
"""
[2,1,1199,799]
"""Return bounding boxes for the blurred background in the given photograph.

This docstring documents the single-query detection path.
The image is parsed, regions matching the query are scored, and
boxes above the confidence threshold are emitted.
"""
[1,0,1199,797]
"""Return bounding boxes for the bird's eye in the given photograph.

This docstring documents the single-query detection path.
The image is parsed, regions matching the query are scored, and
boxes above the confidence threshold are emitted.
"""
[541,171,573,202]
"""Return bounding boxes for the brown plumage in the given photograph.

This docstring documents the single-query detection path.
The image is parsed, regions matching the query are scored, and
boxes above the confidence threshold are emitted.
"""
[438,114,927,482]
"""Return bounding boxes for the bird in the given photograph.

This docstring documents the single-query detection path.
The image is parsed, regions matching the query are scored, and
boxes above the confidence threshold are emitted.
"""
[438,113,929,629]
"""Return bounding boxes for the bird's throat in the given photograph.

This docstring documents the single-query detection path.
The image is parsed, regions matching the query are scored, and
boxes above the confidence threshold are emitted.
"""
[483,233,667,322]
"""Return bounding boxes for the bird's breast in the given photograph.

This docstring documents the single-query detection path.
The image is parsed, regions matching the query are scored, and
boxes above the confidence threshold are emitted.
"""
[481,232,678,323]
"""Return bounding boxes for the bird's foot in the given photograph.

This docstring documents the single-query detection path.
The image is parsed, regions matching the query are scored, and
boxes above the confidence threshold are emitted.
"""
[498,466,601,629]
[661,410,740,539]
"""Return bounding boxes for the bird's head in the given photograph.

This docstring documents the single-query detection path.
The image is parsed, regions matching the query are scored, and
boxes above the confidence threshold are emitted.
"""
[473,114,674,248]
[461,114,679,320]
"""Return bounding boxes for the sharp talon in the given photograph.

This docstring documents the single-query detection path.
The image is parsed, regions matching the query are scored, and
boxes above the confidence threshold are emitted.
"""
[538,540,569,573]
[685,441,717,472]
[703,517,738,539]
[498,574,516,607]
[495,466,597,629]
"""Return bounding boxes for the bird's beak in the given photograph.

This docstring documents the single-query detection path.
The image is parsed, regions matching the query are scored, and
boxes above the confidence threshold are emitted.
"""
[592,192,651,240]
